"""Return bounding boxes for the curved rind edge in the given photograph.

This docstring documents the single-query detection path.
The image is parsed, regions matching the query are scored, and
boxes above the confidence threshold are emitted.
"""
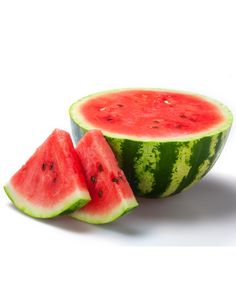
[70,197,139,224]
[4,183,91,218]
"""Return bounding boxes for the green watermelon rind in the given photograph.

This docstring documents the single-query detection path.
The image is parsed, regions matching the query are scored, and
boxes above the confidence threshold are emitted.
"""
[4,182,91,218]
[69,88,233,198]
[70,197,138,224]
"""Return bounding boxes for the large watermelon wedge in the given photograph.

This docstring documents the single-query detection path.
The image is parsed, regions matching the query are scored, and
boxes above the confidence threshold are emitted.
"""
[4,129,91,218]
[71,130,138,224]
[69,89,233,198]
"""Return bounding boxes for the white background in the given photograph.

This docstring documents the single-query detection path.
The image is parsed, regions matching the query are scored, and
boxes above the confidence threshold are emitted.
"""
[0,0,236,304]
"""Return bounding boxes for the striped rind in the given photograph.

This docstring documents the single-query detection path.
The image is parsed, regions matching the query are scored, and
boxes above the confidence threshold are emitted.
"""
[134,143,160,194]
[161,141,195,197]
[69,89,233,197]
[111,130,230,197]
[4,182,91,218]
[71,197,138,224]
[71,125,231,197]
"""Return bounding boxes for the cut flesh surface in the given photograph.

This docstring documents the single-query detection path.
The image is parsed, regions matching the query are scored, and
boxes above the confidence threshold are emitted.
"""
[4,129,91,218]
[70,89,232,141]
[71,130,138,224]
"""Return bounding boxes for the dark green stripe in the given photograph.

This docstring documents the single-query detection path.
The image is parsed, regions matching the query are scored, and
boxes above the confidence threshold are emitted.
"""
[173,137,212,194]
[121,140,142,194]
[149,142,178,197]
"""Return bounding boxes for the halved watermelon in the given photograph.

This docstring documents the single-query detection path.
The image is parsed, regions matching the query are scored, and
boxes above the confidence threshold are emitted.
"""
[69,89,233,197]
[4,129,91,218]
[71,130,138,224]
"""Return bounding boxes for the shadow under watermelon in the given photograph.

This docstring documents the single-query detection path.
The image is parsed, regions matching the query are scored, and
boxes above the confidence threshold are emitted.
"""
[6,173,236,244]
[99,173,236,242]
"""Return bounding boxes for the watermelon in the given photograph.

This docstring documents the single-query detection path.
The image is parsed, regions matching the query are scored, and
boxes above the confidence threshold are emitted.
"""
[71,130,138,224]
[69,89,233,198]
[4,129,91,218]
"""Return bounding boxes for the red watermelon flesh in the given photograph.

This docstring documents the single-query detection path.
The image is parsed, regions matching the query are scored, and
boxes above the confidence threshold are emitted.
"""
[71,130,138,224]
[4,129,91,218]
[79,90,224,138]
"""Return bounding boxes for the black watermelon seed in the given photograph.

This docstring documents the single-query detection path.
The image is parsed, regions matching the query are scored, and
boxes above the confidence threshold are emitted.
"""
[117,104,123,107]
[91,176,97,183]
[175,124,182,129]
[98,164,103,172]
[49,162,54,170]
[106,117,113,121]
[112,177,119,183]
[42,163,46,171]
[153,120,160,123]
[98,190,103,198]
[180,114,187,119]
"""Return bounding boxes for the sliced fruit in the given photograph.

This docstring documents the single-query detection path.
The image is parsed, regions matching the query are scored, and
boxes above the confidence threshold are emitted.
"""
[69,89,233,197]
[4,129,90,218]
[71,130,138,224]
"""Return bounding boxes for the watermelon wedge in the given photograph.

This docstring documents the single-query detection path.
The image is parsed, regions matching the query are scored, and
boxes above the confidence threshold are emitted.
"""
[69,89,233,197]
[4,129,91,218]
[71,130,138,224]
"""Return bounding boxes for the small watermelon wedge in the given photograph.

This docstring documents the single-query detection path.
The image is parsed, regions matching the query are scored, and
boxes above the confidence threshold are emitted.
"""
[71,130,138,224]
[4,129,91,218]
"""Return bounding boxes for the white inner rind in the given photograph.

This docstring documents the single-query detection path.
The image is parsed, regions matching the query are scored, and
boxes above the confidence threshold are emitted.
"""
[71,197,138,224]
[70,88,233,142]
[5,182,91,218]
